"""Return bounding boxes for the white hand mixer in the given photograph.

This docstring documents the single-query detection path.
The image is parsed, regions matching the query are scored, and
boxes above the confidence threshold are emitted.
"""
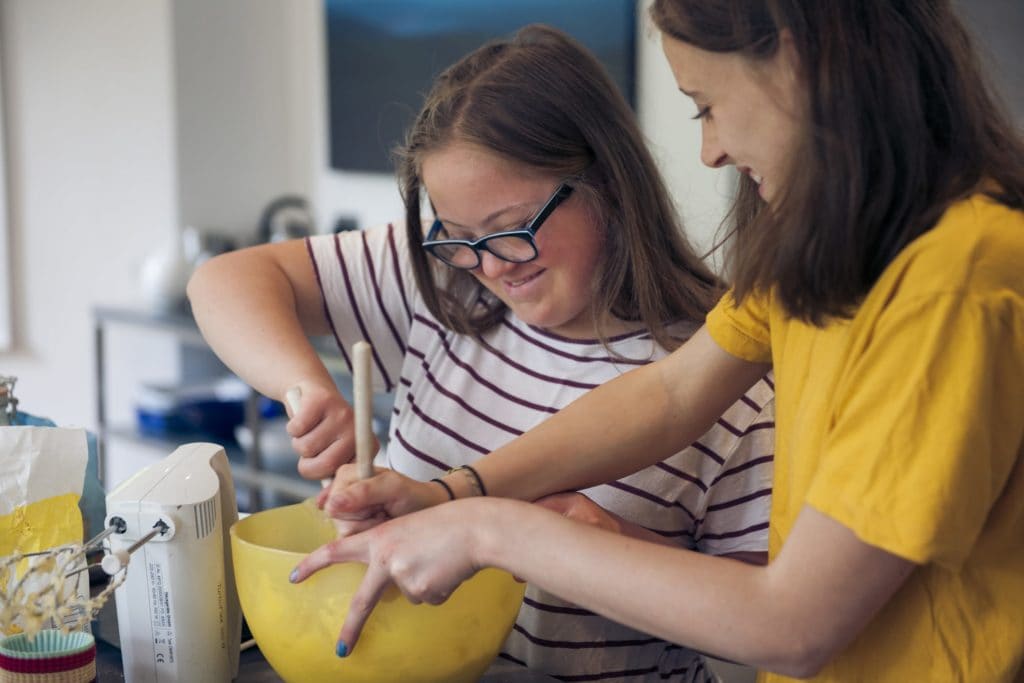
[103,441,242,683]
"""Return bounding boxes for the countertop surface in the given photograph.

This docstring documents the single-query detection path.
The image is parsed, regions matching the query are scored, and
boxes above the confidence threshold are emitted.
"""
[96,638,285,682]
[96,638,555,682]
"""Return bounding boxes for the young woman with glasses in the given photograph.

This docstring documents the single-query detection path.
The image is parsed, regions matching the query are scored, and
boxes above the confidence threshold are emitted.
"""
[292,2,1024,681]
[188,24,774,682]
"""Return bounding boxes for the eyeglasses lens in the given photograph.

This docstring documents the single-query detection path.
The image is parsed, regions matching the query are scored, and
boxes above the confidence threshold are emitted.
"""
[433,243,480,268]
[432,234,537,268]
[483,235,536,262]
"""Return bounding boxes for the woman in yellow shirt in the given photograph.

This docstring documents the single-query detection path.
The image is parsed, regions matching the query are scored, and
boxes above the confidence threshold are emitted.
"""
[292,1,1024,680]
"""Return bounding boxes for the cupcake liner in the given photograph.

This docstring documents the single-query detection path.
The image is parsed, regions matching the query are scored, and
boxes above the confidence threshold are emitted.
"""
[0,631,96,682]
[0,631,93,660]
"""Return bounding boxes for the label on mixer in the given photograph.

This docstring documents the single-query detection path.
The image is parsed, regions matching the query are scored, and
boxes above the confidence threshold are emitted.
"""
[146,558,176,665]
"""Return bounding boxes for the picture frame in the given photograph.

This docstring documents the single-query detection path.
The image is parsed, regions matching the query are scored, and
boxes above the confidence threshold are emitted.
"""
[323,0,636,173]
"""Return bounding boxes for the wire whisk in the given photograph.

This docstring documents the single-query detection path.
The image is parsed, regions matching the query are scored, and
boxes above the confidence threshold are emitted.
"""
[0,526,126,639]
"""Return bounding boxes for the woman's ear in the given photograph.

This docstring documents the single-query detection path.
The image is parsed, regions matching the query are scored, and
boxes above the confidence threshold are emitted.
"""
[768,28,807,119]
[775,28,803,89]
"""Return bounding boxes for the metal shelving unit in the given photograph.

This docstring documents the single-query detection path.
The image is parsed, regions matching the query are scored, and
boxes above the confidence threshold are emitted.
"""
[92,305,362,511]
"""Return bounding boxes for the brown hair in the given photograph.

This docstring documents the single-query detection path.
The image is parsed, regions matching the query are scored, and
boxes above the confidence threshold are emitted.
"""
[652,0,1024,324]
[394,24,722,351]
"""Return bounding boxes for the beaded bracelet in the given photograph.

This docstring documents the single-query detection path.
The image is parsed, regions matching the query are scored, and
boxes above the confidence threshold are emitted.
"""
[430,478,456,501]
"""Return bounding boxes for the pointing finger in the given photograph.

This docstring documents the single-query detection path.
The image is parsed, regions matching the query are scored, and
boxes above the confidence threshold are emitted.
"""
[335,563,391,656]
[290,534,368,584]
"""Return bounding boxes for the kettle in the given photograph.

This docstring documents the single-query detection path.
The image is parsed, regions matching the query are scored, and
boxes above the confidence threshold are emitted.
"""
[258,195,314,243]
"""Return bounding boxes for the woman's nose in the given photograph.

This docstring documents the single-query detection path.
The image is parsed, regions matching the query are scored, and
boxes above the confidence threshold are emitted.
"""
[700,125,729,169]
[477,250,515,278]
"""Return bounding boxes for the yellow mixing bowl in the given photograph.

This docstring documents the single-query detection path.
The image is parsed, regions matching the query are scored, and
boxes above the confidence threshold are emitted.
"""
[230,502,525,683]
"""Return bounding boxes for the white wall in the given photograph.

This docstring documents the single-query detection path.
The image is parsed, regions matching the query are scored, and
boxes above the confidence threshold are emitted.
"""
[635,3,735,262]
[0,0,317,432]
[0,46,10,351]
[0,0,180,428]
[172,0,314,240]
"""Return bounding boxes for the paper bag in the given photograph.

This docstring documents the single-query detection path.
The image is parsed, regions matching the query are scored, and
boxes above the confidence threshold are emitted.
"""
[0,426,89,636]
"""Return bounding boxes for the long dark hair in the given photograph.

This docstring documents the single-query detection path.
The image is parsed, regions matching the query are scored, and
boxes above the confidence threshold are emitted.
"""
[652,0,1024,324]
[394,24,722,350]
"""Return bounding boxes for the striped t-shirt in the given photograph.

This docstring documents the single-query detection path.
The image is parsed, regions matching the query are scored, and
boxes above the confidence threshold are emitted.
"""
[307,223,775,683]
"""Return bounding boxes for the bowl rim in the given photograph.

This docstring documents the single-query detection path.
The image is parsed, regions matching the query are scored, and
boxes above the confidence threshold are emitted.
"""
[230,503,358,564]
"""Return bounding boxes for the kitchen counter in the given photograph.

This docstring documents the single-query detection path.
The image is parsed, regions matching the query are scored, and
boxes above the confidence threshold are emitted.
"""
[96,639,555,682]
[95,638,284,682]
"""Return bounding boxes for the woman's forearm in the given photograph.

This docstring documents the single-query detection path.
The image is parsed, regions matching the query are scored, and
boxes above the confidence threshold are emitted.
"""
[467,327,769,502]
[299,493,911,673]
[186,241,333,400]
[472,498,914,678]
[474,499,778,666]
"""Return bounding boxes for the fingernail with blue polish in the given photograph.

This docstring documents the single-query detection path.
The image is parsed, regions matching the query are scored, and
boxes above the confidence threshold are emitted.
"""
[336,640,349,658]
[289,568,299,583]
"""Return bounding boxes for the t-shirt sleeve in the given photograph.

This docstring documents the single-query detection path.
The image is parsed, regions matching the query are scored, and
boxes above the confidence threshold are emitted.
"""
[807,291,1024,569]
[697,386,775,556]
[305,223,419,393]
[705,289,773,364]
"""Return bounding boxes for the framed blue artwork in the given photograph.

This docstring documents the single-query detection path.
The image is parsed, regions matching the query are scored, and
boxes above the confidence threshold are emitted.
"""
[324,0,637,173]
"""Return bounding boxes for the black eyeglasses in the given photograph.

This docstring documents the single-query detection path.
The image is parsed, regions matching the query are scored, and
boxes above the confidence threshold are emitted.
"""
[423,183,574,270]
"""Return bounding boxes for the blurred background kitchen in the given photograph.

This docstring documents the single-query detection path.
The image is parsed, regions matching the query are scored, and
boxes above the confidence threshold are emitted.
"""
[0,0,1020,525]
[0,2,1020,682]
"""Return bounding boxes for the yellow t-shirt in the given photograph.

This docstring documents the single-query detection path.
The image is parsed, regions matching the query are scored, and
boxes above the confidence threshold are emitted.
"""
[706,194,1024,683]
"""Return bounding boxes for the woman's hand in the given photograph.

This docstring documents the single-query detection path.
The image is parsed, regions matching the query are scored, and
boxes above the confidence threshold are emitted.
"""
[315,464,453,535]
[290,499,489,655]
[534,492,624,533]
[285,381,375,480]
[535,492,680,548]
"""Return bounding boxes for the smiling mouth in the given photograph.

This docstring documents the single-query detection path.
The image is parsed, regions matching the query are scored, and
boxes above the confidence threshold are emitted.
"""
[739,167,763,185]
[506,270,545,288]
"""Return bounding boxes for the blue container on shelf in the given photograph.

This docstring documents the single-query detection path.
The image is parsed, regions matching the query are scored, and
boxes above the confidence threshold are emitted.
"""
[134,377,282,441]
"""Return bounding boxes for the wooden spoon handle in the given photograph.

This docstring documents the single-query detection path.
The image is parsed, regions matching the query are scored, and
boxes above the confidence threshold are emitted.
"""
[352,341,375,481]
